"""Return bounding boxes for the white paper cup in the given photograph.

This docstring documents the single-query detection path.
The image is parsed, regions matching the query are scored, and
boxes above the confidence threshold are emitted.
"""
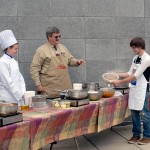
[24,97,31,106]
[73,83,82,90]
[24,91,35,107]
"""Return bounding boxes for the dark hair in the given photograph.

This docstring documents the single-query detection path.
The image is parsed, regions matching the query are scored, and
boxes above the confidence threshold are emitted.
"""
[3,43,18,52]
[46,27,60,39]
[130,37,145,49]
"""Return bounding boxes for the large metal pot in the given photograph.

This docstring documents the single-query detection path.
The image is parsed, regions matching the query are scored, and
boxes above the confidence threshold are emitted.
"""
[82,82,100,91]
[0,103,18,115]
[54,89,88,99]
[67,89,88,99]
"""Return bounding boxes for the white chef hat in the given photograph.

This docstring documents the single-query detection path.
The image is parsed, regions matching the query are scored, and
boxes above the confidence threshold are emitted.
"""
[0,30,17,50]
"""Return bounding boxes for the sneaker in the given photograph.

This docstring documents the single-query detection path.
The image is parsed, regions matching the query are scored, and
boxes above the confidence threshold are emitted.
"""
[138,138,150,145]
[128,136,140,144]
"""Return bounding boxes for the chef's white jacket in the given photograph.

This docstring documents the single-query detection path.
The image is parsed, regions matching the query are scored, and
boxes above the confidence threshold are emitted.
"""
[0,54,26,106]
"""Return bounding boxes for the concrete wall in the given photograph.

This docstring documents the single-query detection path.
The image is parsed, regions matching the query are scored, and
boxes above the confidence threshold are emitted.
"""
[0,0,150,90]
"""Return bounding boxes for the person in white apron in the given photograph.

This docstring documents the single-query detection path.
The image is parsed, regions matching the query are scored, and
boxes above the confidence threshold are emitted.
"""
[113,37,150,145]
[0,30,26,106]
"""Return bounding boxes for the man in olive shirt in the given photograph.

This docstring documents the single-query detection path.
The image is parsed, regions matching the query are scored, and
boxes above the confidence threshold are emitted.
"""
[30,27,85,98]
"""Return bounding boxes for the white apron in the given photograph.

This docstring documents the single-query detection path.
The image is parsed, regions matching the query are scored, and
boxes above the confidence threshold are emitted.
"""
[129,63,148,110]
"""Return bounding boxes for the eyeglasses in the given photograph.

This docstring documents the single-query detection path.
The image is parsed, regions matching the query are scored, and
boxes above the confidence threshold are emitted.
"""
[54,35,61,39]
[131,46,136,49]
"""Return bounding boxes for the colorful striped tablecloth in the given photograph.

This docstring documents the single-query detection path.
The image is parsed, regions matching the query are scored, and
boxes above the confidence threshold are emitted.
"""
[97,94,130,132]
[0,121,30,150]
[23,103,99,150]
[0,94,130,150]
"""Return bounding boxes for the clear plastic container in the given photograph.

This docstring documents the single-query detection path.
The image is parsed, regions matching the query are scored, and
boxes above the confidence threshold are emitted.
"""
[32,101,49,112]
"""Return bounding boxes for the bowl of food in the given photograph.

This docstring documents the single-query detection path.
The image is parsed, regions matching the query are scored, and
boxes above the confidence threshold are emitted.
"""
[100,87,115,98]
[102,73,119,84]
[88,90,103,101]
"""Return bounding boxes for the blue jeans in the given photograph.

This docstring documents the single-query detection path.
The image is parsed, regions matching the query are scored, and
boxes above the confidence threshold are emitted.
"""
[131,92,150,138]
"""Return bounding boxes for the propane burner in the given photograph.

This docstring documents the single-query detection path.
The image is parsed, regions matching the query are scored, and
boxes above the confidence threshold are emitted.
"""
[0,112,23,127]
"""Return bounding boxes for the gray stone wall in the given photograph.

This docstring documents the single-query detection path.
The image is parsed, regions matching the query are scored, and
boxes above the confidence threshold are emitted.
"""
[0,0,150,90]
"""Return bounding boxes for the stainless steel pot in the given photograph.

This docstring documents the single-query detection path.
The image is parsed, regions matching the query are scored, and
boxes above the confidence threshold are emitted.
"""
[54,89,88,99]
[67,89,88,99]
[82,82,100,91]
[0,103,18,115]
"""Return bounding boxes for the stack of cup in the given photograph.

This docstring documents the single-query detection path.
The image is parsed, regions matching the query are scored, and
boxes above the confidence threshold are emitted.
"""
[24,91,35,107]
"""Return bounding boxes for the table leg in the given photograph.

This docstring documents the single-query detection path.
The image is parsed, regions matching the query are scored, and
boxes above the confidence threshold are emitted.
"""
[49,141,57,150]
[74,137,80,150]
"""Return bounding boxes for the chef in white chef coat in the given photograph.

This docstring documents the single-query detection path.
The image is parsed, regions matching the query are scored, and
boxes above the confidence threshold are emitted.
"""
[0,30,26,106]
[113,37,150,145]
